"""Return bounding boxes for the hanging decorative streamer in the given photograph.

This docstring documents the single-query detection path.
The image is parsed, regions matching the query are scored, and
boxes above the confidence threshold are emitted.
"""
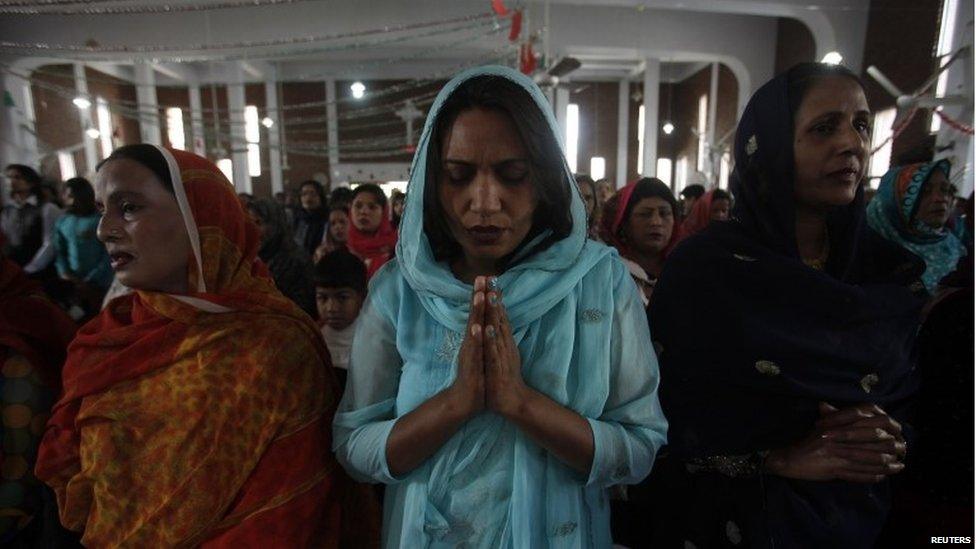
[935,109,975,135]
[0,0,318,15]
[0,11,495,56]
[871,106,918,155]
[508,10,523,42]
[491,0,510,17]
[519,42,537,75]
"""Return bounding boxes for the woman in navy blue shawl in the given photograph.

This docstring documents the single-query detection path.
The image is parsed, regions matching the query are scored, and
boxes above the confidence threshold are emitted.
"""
[647,63,926,548]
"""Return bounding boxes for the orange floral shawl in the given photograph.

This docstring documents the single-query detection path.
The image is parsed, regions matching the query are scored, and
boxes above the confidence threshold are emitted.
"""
[35,148,370,547]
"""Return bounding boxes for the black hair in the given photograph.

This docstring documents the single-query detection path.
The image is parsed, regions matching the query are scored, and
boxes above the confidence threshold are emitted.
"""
[4,164,42,185]
[423,75,573,264]
[712,188,732,202]
[329,187,353,208]
[328,204,350,216]
[298,179,328,211]
[314,250,367,295]
[96,144,173,193]
[679,184,705,199]
[621,178,677,230]
[65,177,97,216]
[351,183,388,208]
[786,62,865,121]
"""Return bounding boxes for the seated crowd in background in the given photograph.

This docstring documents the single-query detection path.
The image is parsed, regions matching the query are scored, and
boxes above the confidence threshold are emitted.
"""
[0,60,972,548]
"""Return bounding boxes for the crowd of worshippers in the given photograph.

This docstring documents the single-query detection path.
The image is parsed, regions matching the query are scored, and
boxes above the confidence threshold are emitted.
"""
[0,61,971,548]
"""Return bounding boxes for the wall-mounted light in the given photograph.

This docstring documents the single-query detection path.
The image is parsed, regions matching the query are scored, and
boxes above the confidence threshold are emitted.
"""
[72,96,91,109]
[261,117,274,128]
[662,121,675,135]
[350,81,366,99]
[821,51,843,65]
[85,127,100,139]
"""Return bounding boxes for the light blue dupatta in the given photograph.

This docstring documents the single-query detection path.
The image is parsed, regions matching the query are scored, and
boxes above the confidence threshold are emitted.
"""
[334,65,666,548]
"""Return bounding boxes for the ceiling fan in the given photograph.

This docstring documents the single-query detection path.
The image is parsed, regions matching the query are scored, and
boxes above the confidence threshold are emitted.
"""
[866,46,970,126]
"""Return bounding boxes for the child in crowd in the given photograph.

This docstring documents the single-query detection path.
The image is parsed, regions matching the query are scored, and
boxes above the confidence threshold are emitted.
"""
[314,250,367,389]
[346,183,397,278]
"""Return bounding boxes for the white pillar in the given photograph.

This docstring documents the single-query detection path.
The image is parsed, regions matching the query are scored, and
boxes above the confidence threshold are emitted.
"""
[324,79,339,180]
[188,84,206,156]
[555,87,570,140]
[264,68,283,196]
[134,61,161,145]
[0,72,40,183]
[615,79,630,190]
[226,64,251,193]
[73,63,99,176]
[706,62,719,182]
[934,0,974,196]
[641,58,660,177]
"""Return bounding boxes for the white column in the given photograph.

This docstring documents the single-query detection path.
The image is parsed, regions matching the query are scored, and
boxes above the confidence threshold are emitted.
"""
[641,58,660,177]
[226,63,251,193]
[324,79,339,180]
[555,87,570,140]
[0,73,40,183]
[706,62,719,181]
[934,0,974,196]
[188,84,206,156]
[615,79,630,190]
[134,61,161,145]
[264,68,283,195]
[73,63,99,176]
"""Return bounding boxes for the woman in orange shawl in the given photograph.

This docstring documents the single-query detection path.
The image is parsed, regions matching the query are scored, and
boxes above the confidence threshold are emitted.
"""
[35,145,366,547]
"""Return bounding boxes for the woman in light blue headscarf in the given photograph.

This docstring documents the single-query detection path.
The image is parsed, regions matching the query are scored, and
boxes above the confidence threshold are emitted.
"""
[867,159,966,293]
[333,66,667,548]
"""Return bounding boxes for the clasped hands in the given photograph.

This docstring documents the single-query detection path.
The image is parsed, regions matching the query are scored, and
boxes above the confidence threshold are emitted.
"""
[448,276,532,420]
[765,402,907,483]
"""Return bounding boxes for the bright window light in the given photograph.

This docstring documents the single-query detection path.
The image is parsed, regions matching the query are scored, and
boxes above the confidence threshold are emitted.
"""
[821,51,844,65]
[869,107,897,187]
[165,107,186,151]
[58,151,76,180]
[719,152,731,190]
[350,81,366,99]
[932,0,958,132]
[637,105,645,175]
[217,158,234,184]
[96,97,113,158]
[244,105,261,177]
[565,103,579,173]
[72,96,91,109]
[589,157,606,180]
[675,156,689,194]
[697,94,708,172]
[656,158,672,187]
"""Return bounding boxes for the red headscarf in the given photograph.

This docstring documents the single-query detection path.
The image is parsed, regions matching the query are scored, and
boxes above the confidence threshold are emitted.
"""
[35,147,374,547]
[599,179,680,261]
[346,191,398,279]
[678,188,722,242]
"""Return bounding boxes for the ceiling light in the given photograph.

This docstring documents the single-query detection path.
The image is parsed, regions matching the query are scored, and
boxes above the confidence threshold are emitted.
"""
[85,128,100,139]
[821,51,843,65]
[261,117,274,128]
[662,122,675,135]
[72,96,91,109]
[350,81,366,99]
